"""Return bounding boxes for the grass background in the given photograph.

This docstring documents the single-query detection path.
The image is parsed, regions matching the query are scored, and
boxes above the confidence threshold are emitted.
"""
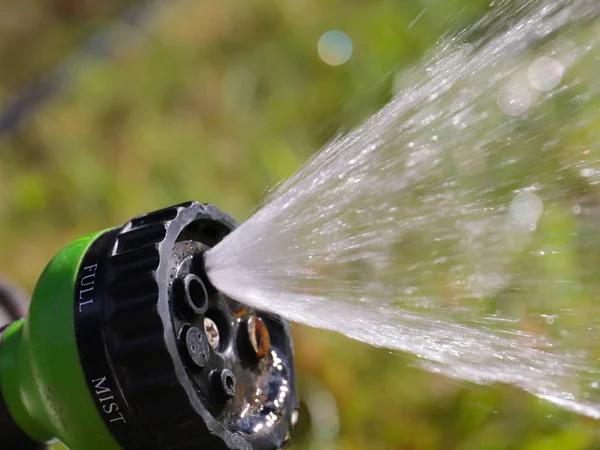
[1,0,599,448]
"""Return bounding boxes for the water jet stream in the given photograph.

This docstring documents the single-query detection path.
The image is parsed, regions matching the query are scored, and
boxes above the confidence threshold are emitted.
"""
[206,0,600,418]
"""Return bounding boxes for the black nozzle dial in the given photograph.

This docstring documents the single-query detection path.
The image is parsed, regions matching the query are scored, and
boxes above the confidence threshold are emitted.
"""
[74,201,298,450]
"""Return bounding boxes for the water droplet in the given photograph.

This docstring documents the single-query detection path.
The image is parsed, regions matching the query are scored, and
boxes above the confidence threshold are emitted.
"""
[528,56,564,91]
[498,80,531,116]
[510,192,544,224]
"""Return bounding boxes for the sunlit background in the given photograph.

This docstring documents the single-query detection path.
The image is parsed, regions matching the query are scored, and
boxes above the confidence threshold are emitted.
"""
[1,0,599,448]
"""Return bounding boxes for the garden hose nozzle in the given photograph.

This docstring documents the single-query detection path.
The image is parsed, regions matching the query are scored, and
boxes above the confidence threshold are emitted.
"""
[0,201,298,450]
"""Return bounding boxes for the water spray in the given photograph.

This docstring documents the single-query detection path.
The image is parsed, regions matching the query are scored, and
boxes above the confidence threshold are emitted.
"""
[0,201,298,449]
[205,0,600,419]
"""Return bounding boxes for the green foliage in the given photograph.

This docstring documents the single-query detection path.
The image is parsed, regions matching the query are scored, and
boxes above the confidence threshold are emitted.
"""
[1,0,599,448]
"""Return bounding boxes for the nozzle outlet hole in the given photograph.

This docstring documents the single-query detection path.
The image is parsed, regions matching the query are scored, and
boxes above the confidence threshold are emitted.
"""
[248,315,271,359]
[204,317,220,350]
[184,274,209,314]
[220,369,236,397]
[238,314,271,363]
[203,309,232,352]
[225,374,234,391]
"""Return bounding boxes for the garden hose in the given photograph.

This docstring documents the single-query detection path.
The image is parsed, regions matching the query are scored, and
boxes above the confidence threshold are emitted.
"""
[0,201,298,450]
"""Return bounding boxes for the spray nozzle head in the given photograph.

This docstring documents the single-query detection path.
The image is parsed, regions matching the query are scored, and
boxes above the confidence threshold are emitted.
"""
[78,201,299,449]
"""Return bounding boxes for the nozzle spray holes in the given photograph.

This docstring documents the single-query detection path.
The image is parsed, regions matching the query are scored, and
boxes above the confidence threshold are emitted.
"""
[185,326,211,368]
[181,274,209,314]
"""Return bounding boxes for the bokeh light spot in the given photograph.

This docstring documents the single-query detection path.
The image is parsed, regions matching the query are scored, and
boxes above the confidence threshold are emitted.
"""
[318,30,353,66]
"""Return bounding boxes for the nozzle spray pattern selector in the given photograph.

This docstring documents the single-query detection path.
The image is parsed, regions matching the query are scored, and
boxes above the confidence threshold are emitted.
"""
[0,201,298,450]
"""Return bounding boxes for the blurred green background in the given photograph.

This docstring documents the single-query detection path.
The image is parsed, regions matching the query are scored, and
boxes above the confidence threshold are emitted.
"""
[1,0,600,448]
